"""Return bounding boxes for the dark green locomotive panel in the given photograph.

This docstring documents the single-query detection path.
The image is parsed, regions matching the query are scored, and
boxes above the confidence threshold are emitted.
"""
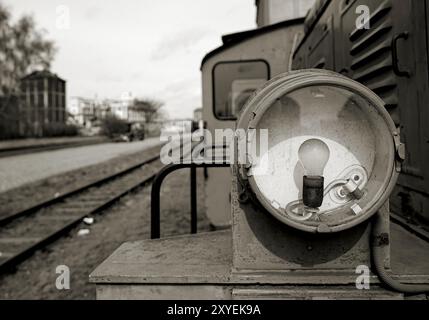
[292,0,429,223]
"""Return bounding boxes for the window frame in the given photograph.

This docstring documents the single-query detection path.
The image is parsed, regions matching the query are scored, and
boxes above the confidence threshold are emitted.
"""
[212,59,271,121]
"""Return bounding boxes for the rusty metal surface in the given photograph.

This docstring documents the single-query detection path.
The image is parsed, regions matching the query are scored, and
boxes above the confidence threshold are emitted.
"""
[231,174,373,273]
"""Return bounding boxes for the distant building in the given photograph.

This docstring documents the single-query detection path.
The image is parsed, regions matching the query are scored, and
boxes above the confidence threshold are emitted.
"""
[162,119,193,135]
[0,95,20,139]
[19,70,66,136]
[68,97,102,127]
[255,0,315,27]
[108,99,145,123]
[127,105,146,123]
[68,96,146,128]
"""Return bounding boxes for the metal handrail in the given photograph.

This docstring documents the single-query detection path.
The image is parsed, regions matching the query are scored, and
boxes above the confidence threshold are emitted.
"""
[150,162,229,239]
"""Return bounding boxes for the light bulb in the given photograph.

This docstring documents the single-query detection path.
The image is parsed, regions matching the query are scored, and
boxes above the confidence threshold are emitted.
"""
[298,138,330,208]
[298,138,330,176]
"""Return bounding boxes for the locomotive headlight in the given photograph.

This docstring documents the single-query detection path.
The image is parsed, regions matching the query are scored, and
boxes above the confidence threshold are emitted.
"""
[236,70,401,233]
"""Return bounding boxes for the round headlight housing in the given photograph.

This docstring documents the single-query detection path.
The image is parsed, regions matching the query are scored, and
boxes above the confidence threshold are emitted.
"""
[236,70,400,233]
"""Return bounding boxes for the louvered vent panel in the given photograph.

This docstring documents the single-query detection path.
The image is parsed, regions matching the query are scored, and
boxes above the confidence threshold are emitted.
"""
[349,0,399,124]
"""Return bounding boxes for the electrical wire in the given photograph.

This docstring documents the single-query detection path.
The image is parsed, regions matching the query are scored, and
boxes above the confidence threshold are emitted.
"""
[285,179,349,221]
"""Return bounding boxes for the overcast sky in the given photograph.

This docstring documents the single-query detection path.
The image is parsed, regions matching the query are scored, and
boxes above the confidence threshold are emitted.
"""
[4,0,256,119]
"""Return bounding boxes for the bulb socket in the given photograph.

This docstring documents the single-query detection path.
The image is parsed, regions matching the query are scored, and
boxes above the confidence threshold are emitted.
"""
[303,175,324,208]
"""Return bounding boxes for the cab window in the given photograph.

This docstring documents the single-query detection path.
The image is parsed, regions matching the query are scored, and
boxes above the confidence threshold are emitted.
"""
[213,60,269,120]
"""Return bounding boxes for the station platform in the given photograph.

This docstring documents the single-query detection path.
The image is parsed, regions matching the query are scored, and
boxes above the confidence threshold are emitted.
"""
[0,137,163,193]
[89,222,429,299]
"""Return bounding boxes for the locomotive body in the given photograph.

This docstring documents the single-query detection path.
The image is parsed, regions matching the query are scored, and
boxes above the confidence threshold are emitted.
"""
[201,19,304,227]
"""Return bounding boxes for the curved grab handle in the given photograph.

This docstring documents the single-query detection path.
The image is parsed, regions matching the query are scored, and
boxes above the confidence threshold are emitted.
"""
[391,31,411,78]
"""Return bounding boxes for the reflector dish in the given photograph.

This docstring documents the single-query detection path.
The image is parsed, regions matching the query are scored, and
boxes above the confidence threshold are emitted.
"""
[237,70,399,233]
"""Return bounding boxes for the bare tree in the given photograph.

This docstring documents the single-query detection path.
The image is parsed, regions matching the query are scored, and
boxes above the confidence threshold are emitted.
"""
[130,98,165,123]
[0,3,56,118]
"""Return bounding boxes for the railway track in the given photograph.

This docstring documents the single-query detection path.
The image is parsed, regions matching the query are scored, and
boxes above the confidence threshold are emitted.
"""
[0,152,164,274]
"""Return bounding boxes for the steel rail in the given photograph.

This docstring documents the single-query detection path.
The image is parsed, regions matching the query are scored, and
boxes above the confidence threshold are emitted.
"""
[0,152,161,273]
[0,154,160,226]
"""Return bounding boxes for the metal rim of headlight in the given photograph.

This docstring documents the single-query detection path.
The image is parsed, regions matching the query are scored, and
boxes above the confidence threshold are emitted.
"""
[235,69,400,233]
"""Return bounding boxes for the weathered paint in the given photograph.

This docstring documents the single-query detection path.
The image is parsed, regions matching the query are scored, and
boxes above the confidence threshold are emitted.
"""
[201,22,304,228]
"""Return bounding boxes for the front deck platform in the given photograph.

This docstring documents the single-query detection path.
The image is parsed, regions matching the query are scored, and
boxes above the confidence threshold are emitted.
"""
[90,230,232,299]
[90,223,429,299]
